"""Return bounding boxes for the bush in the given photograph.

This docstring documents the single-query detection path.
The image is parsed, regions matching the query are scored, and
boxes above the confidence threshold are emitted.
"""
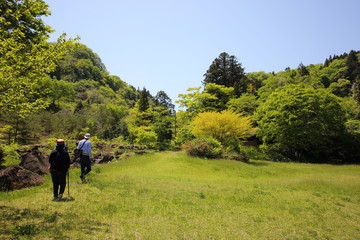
[221,151,249,163]
[240,146,268,161]
[2,144,20,167]
[184,138,222,159]
[135,129,157,149]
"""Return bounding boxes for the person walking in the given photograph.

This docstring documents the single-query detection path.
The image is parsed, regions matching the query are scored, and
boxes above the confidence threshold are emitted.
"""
[49,139,71,201]
[77,133,92,182]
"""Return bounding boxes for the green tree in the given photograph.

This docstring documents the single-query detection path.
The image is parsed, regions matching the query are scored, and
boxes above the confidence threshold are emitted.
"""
[192,110,255,151]
[176,84,234,114]
[38,77,76,111]
[155,90,174,113]
[203,52,247,92]
[254,84,346,162]
[138,87,150,112]
[227,93,259,116]
[345,50,360,82]
[51,44,105,83]
[0,0,76,142]
[297,62,309,76]
[0,0,52,45]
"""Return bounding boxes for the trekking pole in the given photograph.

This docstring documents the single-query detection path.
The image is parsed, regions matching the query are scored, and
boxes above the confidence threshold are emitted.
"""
[67,170,70,197]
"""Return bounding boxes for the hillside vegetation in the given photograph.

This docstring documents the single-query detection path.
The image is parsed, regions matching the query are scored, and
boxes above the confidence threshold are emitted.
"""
[1,0,360,164]
[1,152,359,239]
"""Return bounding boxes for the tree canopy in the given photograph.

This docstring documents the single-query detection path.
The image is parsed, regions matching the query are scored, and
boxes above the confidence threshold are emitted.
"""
[254,84,347,162]
[203,52,247,94]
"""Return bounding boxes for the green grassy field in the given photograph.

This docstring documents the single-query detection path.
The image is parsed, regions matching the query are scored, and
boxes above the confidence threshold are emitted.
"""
[1,151,359,239]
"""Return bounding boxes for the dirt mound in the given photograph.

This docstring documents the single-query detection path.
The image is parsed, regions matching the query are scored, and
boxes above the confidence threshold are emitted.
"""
[19,145,49,175]
[0,165,45,191]
[93,153,115,164]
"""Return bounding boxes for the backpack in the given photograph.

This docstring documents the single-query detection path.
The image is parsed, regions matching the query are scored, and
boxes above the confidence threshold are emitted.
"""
[74,140,87,159]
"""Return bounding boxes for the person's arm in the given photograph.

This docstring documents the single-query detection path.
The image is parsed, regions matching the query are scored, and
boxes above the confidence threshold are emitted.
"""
[48,150,56,169]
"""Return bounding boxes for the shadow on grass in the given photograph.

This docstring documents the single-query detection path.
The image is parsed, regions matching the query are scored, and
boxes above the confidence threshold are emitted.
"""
[247,161,269,166]
[53,196,76,202]
[0,205,110,239]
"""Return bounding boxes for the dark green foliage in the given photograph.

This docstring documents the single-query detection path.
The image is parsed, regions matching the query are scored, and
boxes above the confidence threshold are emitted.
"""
[184,138,222,159]
[345,50,360,82]
[352,76,360,104]
[155,90,175,113]
[203,52,247,92]
[0,145,4,166]
[50,46,105,83]
[138,88,150,112]
[221,151,249,162]
[184,138,250,162]
[298,62,309,76]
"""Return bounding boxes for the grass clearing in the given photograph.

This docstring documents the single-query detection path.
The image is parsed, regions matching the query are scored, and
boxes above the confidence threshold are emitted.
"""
[1,151,359,239]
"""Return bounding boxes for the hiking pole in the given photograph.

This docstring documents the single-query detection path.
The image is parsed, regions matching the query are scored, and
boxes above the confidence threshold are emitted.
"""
[67,170,70,198]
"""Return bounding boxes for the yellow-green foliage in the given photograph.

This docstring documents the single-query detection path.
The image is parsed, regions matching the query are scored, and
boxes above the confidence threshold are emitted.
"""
[192,110,256,147]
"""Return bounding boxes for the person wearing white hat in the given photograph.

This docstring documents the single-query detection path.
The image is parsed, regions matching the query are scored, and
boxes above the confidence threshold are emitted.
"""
[77,133,92,182]
[49,139,70,200]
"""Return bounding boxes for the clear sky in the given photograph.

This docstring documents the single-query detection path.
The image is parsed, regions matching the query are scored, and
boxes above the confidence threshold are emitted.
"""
[44,0,360,107]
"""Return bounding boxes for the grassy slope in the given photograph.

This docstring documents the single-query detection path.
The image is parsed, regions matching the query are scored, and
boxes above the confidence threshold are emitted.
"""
[1,151,359,239]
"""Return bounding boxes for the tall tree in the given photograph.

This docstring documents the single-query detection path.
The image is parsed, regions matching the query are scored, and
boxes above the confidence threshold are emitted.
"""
[255,84,346,162]
[0,0,52,45]
[203,52,247,94]
[155,90,174,113]
[297,62,309,76]
[345,50,360,83]
[138,87,150,112]
[0,0,76,142]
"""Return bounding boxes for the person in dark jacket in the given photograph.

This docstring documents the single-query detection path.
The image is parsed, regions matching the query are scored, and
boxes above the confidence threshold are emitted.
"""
[49,139,71,200]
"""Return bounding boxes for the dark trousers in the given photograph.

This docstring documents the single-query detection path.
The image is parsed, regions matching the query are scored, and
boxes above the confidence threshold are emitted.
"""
[80,155,91,177]
[50,169,67,197]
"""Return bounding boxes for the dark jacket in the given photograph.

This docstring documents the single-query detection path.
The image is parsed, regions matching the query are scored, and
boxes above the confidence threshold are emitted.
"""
[49,148,71,172]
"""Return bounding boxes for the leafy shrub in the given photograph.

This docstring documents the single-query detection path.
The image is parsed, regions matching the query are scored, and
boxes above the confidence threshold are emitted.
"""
[221,151,249,162]
[155,141,172,151]
[184,138,222,159]
[47,138,58,150]
[135,128,157,149]
[174,125,195,145]
[240,146,268,161]
[2,144,20,166]
[192,110,256,150]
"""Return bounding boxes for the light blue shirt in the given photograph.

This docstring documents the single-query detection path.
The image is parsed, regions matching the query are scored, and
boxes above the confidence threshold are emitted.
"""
[77,139,92,158]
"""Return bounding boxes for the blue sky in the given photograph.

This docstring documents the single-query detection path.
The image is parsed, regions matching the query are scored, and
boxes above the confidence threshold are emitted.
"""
[44,0,360,107]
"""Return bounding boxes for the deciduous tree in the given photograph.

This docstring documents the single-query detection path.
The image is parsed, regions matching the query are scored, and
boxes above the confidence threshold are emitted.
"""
[254,84,346,162]
[192,110,255,151]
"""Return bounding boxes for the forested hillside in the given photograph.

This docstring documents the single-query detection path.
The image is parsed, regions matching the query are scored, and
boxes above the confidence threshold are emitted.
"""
[1,0,359,164]
[177,51,360,163]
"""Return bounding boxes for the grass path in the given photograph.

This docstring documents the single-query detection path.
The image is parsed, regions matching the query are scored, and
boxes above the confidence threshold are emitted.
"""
[1,151,360,239]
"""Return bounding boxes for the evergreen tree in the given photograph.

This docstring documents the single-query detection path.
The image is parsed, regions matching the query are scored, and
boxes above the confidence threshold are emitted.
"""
[138,88,150,112]
[345,50,360,83]
[155,90,174,113]
[203,52,246,92]
[298,62,309,76]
